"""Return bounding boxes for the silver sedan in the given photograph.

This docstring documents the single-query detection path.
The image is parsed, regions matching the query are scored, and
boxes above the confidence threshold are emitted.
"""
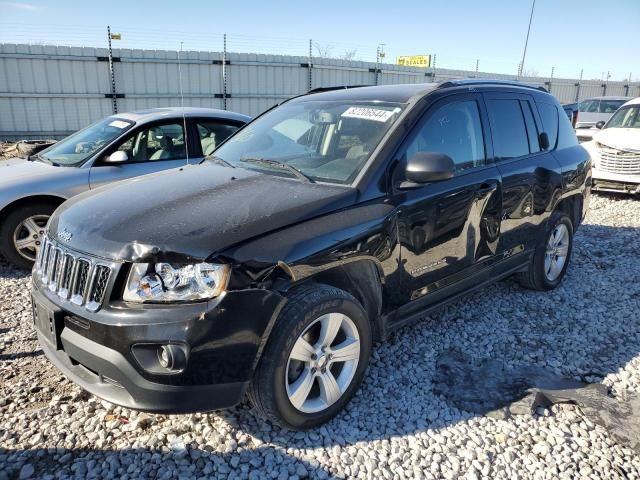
[0,107,250,268]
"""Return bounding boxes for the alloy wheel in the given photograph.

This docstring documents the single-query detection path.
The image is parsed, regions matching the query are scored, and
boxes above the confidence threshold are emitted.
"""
[544,223,569,281]
[12,214,49,262]
[285,312,361,413]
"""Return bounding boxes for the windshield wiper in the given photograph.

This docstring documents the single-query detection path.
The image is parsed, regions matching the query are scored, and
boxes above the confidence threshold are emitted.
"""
[239,157,314,183]
[206,155,235,168]
[27,153,60,166]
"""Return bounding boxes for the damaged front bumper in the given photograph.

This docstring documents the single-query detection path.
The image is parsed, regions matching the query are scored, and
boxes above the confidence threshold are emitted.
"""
[31,270,285,413]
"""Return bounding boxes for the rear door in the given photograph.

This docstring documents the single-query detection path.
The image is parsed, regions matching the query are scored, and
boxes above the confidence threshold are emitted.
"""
[483,92,563,271]
[393,93,502,314]
[89,120,192,189]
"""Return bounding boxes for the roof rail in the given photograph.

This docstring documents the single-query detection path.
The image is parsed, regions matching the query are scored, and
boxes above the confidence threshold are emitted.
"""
[307,85,370,94]
[437,79,548,93]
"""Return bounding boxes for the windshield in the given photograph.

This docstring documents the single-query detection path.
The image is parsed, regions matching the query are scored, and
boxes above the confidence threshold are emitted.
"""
[213,100,405,184]
[605,105,640,129]
[39,117,133,166]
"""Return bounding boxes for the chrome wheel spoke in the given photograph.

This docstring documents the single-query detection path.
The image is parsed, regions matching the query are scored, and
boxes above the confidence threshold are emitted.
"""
[317,313,343,348]
[290,337,315,363]
[15,237,37,250]
[330,338,360,362]
[556,243,569,257]
[317,370,341,406]
[22,217,40,236]
[288,367,315,410]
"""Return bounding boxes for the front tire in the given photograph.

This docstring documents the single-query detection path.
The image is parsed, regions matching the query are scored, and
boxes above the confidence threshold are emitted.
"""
[248,283,372,430]
[0,202,56,270]
[518,212,574,291]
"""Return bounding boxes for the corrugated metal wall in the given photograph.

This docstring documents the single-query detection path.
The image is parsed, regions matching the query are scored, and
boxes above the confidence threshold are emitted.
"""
[1,43,639,140]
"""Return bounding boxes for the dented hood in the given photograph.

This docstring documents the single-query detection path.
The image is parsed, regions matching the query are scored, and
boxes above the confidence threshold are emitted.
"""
[49,163,357,262]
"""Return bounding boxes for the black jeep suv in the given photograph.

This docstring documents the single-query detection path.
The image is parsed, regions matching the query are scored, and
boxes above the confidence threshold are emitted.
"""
[32,80,591,429]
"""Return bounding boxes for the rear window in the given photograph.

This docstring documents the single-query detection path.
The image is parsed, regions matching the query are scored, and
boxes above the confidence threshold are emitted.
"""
[556,105,578,149]
[537,102,559,149]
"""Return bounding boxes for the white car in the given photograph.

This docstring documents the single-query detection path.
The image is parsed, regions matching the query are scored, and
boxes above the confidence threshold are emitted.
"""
[574,96,633,143]
[582,97,640,194]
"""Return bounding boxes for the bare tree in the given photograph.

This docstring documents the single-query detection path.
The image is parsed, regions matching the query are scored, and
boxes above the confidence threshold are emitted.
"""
[520,68,539,78]
[313,42,332,58]
[342,49,357,61]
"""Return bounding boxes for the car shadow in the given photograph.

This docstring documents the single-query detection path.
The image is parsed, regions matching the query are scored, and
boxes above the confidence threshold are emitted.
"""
[1,221,639,477]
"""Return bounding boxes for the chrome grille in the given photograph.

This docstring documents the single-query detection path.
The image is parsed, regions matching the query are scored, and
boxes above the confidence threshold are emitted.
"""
[35,236,112,312]
[597,145,640,175]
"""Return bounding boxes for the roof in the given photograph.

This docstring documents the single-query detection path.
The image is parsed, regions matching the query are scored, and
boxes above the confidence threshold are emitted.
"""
[293,83,439,103]
[294,79,551,104]
[113,107,250,123]
[622,97,640,107]
[581,96,634,101]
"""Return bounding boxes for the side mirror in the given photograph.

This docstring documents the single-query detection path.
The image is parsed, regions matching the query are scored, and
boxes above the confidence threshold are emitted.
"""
[400,152,455,189]
[105,151,128,163]
[595,120,606,130]
[539,132,550,150]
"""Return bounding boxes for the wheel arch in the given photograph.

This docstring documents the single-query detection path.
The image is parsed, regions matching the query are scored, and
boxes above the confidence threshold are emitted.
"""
[0,194,67,225]
[286,259,385,342]
[553,193,583,229]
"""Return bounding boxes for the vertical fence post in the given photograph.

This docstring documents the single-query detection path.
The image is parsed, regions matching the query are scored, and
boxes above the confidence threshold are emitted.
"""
[106,26,118,114]
[432,54,437,83]
[222,34,228,110]
[575,69,583,102]
[475,59,479,78]
[546,66,554,93]
[308,39,313,91]
[375,46,380,85]
[625,72,632,96]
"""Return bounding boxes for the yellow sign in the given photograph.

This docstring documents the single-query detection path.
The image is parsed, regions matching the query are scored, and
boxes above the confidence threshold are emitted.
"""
[110,33,122,40]
[397,55,431,68]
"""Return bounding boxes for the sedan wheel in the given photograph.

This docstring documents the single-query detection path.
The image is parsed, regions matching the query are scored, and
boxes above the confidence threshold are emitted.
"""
[286,312,360,413]
[12,214,49,262]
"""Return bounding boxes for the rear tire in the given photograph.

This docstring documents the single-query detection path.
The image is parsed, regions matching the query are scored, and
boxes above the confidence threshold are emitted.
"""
[518,212,573,291]
[0,202,56,270]
[248,283,372,430]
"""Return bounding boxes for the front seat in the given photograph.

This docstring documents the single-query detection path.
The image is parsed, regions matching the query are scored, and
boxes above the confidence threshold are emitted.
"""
[150,136,173,160]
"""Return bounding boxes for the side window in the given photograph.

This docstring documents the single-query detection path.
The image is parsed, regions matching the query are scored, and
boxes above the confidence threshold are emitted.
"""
[520,100,540,154]
[405,100,486,173]
[556,105,579,149]
[116,122,187,162]
[579,100,598,113]
[485,99,530,160]
[537,102,559,149]
[196,120,241,156]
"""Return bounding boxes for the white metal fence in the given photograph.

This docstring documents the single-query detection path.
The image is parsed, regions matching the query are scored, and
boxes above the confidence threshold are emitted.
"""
[1,42,639,140]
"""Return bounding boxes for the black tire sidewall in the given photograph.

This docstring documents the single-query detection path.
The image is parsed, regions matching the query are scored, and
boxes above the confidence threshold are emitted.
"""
[535,213,574,289]
[0,203,56,270]
[260,287,372,430]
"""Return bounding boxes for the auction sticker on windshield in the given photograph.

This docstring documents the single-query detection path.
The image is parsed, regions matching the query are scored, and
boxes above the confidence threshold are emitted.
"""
[109,120,130,129]
[342,107,396,122]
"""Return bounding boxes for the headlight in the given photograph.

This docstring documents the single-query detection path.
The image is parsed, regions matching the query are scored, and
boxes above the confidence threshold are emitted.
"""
[123,262,230,303]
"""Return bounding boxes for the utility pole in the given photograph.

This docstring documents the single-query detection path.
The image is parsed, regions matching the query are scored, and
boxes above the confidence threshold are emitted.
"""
[518,0,536,79]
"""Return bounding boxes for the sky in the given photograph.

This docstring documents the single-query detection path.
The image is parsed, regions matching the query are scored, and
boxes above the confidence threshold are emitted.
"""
[0,0,638,80]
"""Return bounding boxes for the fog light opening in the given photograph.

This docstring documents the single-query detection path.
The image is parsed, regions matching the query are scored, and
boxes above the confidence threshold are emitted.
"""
[156,344,187,372]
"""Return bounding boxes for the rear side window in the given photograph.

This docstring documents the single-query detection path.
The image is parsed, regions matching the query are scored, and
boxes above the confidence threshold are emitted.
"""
[485,99,530,160]
[556,106,578,149]
[537,102,559,149]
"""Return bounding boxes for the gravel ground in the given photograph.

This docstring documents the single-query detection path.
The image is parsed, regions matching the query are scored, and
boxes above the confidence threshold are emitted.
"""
[1,194,639,480]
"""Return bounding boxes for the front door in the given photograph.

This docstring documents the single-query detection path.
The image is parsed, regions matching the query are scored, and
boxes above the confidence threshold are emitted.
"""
[89,120,191,189]
[392,93,502,316]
